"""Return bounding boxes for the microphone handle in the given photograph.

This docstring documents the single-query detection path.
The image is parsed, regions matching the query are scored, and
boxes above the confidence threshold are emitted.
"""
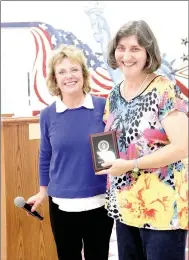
[23,203,44,220]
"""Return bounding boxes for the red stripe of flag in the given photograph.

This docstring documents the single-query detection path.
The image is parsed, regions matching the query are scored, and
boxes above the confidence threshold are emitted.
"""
[95,70,113,82]
[91,75,112,90]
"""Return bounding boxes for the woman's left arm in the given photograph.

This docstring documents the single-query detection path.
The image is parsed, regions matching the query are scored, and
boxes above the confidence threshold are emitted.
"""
[137,110,188,169]
[97,110,188,176]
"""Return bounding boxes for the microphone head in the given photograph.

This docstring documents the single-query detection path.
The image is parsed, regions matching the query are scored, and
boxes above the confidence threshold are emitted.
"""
[14,196,25,208]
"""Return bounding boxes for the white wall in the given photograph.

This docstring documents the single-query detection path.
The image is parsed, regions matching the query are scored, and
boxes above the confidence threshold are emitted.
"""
[1,29,35,114]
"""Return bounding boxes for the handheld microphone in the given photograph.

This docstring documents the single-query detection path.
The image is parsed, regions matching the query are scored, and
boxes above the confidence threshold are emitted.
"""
[14,196,44,221]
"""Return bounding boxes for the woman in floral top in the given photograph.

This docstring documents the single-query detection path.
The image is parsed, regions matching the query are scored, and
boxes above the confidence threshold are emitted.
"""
[97,20,188,260]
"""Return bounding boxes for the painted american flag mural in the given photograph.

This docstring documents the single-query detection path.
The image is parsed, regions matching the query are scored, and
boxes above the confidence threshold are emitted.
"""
[1,21,114,108]
[1,19,188,111]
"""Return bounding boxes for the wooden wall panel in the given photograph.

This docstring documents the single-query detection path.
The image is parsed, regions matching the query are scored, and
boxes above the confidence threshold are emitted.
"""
[1,126,7,260]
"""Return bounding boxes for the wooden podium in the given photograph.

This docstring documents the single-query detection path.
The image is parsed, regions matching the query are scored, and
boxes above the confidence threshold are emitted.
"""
[1,117,58,260]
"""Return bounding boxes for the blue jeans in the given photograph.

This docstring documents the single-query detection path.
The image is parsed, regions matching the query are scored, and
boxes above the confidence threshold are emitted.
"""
[116,220,187,260]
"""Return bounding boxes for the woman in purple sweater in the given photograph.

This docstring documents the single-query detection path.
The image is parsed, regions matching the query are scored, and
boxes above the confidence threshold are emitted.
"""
[27,45,113,260]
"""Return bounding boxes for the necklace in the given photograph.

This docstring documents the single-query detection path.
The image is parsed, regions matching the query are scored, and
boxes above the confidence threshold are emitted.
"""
[122,73,149,101]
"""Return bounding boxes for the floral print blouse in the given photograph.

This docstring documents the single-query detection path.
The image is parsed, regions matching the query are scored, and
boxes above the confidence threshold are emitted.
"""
[103,75,188,230]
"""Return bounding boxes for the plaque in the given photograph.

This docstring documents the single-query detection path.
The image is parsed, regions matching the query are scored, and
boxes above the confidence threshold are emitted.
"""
[89,131,120,172]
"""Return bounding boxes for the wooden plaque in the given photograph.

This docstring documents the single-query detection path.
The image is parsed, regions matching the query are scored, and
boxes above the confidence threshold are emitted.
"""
[89,131,120,172]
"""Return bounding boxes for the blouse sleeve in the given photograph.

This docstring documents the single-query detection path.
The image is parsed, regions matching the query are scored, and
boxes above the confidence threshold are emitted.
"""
[158,78,188,121]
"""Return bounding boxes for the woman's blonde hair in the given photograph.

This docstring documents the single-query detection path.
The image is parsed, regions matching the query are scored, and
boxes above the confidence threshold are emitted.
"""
[46,45,91,97]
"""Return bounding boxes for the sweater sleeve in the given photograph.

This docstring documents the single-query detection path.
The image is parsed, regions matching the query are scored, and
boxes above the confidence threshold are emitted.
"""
[39,108,52,186]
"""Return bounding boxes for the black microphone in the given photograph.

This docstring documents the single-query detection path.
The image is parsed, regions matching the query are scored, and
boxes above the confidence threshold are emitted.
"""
[14,196,44,221]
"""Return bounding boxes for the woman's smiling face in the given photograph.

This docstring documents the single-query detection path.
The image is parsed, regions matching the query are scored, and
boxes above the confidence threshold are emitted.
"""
[54,57,84,96]
[115,35,147,77]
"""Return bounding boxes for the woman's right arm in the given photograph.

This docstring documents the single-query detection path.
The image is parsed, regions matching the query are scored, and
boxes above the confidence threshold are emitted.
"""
[27,108,52,212]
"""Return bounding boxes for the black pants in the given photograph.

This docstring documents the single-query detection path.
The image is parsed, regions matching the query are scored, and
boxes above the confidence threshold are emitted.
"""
[116,220,187,260]
[49,197,114,260]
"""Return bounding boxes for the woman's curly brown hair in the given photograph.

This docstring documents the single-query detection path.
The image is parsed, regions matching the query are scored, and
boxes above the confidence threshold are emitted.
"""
[46,45,91,97]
